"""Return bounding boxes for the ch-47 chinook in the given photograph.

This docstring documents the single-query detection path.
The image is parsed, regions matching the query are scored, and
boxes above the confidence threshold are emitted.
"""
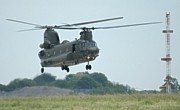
[6,17,162,73]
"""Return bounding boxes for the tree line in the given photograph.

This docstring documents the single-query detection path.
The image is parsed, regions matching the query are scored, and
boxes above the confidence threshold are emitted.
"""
[0,72,135,94]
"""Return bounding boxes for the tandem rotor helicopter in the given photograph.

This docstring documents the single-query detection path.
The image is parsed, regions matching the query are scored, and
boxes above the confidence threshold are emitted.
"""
[6,17,161,73]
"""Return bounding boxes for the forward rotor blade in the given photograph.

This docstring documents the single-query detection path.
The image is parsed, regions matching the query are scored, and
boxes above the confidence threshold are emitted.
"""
[92,22,162,30]
[57,16,124,27]
[6,19,42,27]
[17,28,43,32]
[56,22,162,30]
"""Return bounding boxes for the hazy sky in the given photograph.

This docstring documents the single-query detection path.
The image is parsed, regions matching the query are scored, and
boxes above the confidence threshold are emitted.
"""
[0,0,179,90]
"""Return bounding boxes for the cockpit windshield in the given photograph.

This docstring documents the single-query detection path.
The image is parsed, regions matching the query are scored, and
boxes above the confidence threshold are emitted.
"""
[79,40,97,50]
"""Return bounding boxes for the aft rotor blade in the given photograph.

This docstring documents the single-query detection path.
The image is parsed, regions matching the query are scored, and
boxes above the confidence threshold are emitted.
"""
[56,27,82,30]
[92,22,162,30]
[57,16,124,27]
[6,19,42,27]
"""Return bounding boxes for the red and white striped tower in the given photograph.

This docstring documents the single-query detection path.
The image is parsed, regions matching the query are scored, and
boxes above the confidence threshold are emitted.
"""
[160,12,173,93]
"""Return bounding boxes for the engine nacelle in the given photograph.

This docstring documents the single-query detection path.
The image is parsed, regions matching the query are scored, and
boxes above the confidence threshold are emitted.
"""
[39,42,54,49]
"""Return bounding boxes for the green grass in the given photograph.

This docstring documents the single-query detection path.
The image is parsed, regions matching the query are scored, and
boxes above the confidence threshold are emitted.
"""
[0,94,180,110]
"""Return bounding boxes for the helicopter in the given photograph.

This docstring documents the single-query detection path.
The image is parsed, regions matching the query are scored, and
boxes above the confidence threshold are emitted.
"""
[6,17,162,73]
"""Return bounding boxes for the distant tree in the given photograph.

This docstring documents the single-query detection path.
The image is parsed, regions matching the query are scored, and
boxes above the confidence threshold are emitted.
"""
[65,72,89,81]
[90,72,108,86]
[74,75,99,89]
[20,78,36,87]
[65,72,89,88]
[112,83,128,93]
[0,71,135,94]
[0,84,6,91]
[65,74,74,81]
[33,73,56,85]
[92,82,131,94]
[171,78,180,92]
[51,79,67,88]
[6,78,36,91]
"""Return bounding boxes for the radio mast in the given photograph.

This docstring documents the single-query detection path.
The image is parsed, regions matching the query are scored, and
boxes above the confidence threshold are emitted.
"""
[160,12,173,93]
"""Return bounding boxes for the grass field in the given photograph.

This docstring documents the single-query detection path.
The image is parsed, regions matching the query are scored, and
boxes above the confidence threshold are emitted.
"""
[0,94,180,110]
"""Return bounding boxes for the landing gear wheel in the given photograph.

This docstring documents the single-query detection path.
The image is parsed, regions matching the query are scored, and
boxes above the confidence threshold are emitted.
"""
[86,65,92,70]
[86,65,88,70]
[66,68,70,72]
[61,65,70,72]
[41,68,44,73]
[61,66,65,70]
[89,65,92,70]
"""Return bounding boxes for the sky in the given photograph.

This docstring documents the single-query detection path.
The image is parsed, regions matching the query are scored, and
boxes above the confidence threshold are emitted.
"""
[0,0,179,90]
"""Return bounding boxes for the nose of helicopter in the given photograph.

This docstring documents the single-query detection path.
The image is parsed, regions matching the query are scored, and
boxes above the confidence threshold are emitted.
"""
[87,47,99,54]
[85,47,99,60]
